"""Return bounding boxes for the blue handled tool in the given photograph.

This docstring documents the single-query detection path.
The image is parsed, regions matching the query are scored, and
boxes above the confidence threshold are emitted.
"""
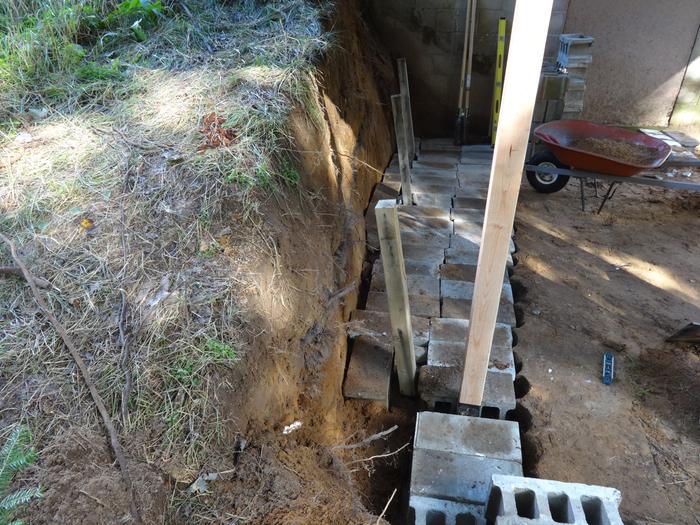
[602,352,615,385]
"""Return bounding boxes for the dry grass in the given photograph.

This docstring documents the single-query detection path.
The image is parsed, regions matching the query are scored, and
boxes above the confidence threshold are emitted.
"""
[0,0,332,478]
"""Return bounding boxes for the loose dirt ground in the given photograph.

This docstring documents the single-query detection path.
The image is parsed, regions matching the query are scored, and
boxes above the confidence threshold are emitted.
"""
[514,176,700,524]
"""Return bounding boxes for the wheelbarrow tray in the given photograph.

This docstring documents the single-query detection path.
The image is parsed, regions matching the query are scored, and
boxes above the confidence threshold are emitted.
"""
[534,120,672,176]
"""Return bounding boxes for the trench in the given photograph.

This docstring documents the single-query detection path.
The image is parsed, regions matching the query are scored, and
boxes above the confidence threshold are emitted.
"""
[337,155,541,523]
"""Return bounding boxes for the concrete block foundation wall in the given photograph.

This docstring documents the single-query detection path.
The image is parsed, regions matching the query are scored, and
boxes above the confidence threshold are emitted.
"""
[363,0,569,137]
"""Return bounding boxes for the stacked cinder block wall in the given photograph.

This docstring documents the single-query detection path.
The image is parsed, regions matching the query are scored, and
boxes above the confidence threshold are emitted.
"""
[363,0,569,137]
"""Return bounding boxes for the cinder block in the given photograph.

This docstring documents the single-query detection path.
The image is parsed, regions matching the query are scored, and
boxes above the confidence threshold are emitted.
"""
[450,207,485,224]
[401,242,447,266]
[442,296,517,327]
[418,366,516,418]
[440,263,509,284]
[402,229,451,248]
[412,193,454,207]
[441,280,513,304]
[457,163,491,180]
[411,181,458,195]
[460,150,493,165]
[427,340,515,377]
[399,213,453,235]
[446,241,514,267]
[398,205,452,221]
[430,318,512,348]
[414,412,521,461]
[409,419,523,524]
[487,475,623,525]
[409,494,483,525]
[349,310,430,347]
[454,186,489,200]
[420,138,462,152]
[537,72,568,100]
[343,337,392,407]
[370,266,440,298]
[412,449,522,511]
[452,196,486,210]
[451,226,516,254]
[365,290,440,318]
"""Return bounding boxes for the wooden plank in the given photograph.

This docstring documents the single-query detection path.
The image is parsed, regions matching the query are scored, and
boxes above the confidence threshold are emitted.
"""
[391,94,413,204]
[375,199,417,396]
[397,58,416,161]
[459,0,553,407]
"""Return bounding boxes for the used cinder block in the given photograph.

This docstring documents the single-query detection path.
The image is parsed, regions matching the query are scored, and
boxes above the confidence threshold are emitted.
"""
[399,213,453,235]
[398,205,452,221]
[454,186,489,199]
[418,366,516,419]
[487,475,623,525]
[451,226,516,254]
[412,449,522,509]
[409,412,522,525]
[442,296,517,327]
[441,280,514,304]
[402,229,451,248]
[446,243,514,268]
[343,336,392,407]
[365,290,440,319]
[370,266,440,297]
[411,181,458,195]
[412,193,454,207]
[427,340,515,378]
[440,263,509,284]
[401,242,447,267]
[414,412,521,461]
[348,310,430,348]
[430,318,513,348]
[538,72,568,100]
[409,494,483,525]
[460,151,493,165]
[452,196,486,210]
[420,138,462,152]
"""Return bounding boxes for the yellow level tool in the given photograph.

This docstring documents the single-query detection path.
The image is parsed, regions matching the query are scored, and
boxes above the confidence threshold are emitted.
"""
[490,17,506,145]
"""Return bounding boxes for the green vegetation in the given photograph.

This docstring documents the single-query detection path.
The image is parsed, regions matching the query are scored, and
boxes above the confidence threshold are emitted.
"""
[0,0,332,484]
[0,426,41,525]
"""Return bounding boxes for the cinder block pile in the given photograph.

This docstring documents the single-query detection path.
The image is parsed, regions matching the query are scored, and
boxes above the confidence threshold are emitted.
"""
[557,33,594,119]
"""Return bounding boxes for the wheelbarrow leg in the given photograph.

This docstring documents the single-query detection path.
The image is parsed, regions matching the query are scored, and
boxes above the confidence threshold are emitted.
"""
[597,182,619,214]
[579,177,586,211]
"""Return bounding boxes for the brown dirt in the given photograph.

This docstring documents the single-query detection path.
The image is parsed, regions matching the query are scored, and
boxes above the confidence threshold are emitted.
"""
[514,175,700,524]
[570,137,660,164]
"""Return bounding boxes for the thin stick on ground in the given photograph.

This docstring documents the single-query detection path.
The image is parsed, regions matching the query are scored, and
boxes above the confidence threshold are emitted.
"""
[346,442,410,465]
[375,488,397,525]
[332,425,398,450]
[0,233,142,524]
[118,289,132,425]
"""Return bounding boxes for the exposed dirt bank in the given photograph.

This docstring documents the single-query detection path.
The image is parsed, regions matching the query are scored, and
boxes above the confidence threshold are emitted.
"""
[514,178,700,524]
[16,1,401,523]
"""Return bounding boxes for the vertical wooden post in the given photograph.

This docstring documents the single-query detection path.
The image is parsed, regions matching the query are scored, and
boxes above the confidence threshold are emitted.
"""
[391,94,413,204]
[397,58,416,160]
[459,0,553,407]
[375,199,416,396]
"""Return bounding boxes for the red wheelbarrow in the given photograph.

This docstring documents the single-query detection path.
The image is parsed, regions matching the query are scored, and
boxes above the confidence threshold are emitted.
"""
[524,120,700,212]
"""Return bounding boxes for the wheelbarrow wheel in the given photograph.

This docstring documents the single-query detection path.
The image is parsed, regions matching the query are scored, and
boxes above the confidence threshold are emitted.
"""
[526,151,570,193]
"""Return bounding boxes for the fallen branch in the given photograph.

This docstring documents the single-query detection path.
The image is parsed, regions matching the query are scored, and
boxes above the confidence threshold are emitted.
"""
[0,265,51,288]
[375,488,397,525]
[0,233,142,524]
[117,289,132,425]
[332,425,398,450]
[346,442,410,465]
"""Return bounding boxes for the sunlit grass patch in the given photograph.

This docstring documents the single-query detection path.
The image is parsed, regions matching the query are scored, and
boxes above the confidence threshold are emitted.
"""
[0,0,334,477]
